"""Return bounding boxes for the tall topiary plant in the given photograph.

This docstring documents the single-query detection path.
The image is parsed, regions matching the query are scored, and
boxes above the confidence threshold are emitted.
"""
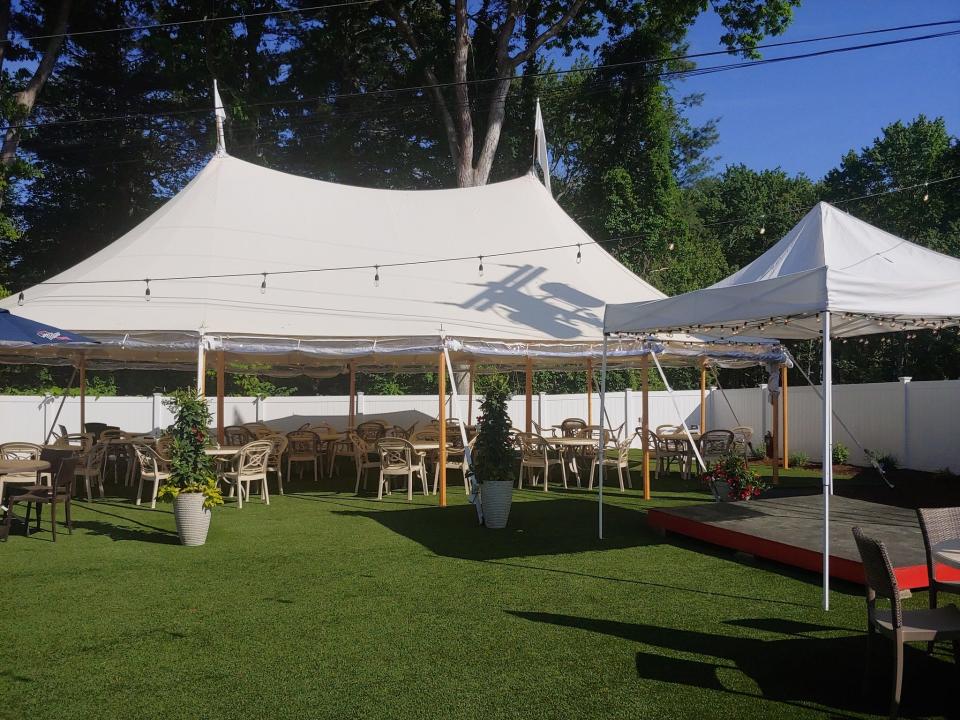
[157,389,223,508]
[474,385,514,483]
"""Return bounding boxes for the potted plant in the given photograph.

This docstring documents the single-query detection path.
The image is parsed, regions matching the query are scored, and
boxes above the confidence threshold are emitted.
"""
[701,453,770,502]
[474,385,515,528]
[158,389,223,545]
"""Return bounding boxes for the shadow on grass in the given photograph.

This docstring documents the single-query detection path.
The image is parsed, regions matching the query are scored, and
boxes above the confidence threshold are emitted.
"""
[72,504,178,544]
[332,492,655,560]
[508,611,959,719]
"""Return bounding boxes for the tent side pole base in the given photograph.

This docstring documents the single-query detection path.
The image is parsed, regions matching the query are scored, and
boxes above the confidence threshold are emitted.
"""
[642,355,650,501]
[598,334,608,539]
[438,352,447,508]
[782,365,789,468]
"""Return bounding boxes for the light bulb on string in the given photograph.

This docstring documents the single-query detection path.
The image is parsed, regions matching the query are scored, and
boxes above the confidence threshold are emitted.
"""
[576,244,582,264]
[759,216,766,236]
[667,242,675,251]
[260,273,267,294]
[478,256,484,277]
[17,291,23,306]
[374,265,380,288]
[144,279,151,301]
[923,182,929,203]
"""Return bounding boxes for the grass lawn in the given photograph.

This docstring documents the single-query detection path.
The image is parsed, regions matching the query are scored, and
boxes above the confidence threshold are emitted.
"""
[1,465,956,720]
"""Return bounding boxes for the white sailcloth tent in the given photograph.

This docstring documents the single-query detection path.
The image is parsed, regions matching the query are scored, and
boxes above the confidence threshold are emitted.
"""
[603,201,960,609]
[0,153,784,374]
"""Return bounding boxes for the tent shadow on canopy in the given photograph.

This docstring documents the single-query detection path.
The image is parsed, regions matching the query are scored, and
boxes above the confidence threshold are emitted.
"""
[241,411,435,433]
[507,611,958,718]
[451,264,604,340]
[332,493,654,561]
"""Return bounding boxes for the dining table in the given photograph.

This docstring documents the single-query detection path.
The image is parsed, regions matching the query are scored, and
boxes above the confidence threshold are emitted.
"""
[545,436,598,482]
[933,539,960,570]
[0,459,52,506]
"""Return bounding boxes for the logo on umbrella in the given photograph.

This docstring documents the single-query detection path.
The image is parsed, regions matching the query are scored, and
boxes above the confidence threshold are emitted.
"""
[36,330,69,342]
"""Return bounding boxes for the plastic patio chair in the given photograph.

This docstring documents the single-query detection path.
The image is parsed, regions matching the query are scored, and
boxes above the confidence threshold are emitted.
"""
[375,438,428,501]
[516,432,566,491]
[220,440,272,508]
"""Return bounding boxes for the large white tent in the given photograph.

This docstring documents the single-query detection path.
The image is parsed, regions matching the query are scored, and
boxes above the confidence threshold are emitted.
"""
[0,153,784,374]
[604,201,960,609]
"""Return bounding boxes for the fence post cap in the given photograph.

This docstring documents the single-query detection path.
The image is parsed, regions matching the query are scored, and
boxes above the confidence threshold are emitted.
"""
[898,376,912,383]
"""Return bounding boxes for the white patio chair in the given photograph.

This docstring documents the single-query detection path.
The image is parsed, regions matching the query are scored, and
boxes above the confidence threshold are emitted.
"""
[516,432,566,491]
[351,433,380,493]
[221,440,272,508]
[74,443,108,502]
[132,443,169,509]
[588,431,633,492]
[375,438,428,501]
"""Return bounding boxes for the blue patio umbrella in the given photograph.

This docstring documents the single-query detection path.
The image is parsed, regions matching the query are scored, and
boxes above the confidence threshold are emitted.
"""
[0,308,96,345]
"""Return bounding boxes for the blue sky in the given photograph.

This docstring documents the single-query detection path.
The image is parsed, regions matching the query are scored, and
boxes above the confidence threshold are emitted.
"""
[676,0,959,179]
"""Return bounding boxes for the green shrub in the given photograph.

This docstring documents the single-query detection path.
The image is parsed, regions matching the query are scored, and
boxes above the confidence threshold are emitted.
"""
[832,442,850,465]
[789,451,809,468]
[749,446,767,461]
[474,386,514,484]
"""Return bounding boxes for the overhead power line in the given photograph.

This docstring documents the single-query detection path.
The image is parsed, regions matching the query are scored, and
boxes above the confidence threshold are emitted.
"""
[4,23,959,134]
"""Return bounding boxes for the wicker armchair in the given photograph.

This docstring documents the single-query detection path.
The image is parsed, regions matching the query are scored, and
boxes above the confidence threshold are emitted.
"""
[698,430,735,466]
[731,426,754,457]
[224,425,255,446]
[852,526,960,719]
[559,418,587,438]
[917,507,960,613]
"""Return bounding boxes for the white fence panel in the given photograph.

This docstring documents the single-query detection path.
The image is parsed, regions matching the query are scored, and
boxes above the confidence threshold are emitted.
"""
[1,381,957,472]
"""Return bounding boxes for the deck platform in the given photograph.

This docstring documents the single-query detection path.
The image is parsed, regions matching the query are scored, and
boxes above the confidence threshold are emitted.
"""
[647,493,960,590]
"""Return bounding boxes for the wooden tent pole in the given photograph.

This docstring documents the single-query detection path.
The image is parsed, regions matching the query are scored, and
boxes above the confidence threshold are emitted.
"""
[79,355,87,434]
[586,358,593,426]
[348,361,356,429]
[438,352,447,507]
[699,362,707,432]
[771,382,780,484]
[781,365,790,469]
[216,351,226,445]
[467,360,475,425]
[524,356,533,434]
[641,355,651,500]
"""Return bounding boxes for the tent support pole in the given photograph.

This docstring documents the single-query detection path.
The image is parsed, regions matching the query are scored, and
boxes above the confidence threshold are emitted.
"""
[782,365,790,469]
[822,311,833,611]
[438,352,447,508]
[772,380,780,484]
[216,351,226,445]
[586,358,593,426]
[598,334,608,539]
[699,362,707,432]
[348,362,356,429]
[467,361,475,425]
[196,336,206,395]
[524,357,533,434]
[44,367,78,444]
[79,355,87,434]
[642,355,650,501]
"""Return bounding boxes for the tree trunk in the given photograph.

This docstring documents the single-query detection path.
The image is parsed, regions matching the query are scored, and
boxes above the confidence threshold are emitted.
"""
[0,0,73,173]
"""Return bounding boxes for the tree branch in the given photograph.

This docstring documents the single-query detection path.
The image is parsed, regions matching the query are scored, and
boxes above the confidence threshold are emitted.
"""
[508,0,586,69]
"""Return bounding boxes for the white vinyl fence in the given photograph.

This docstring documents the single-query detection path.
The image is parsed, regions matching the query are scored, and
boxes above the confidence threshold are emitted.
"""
[3,379,957,473]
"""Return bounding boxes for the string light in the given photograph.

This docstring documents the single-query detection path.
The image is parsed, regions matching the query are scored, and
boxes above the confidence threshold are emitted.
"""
[17,291,23,306]
[759,217,766,236]
[667,242,675,251]
[374,265,380,287]
[576,244,582,264]
[144,279,151,301]
[260,273,267,294]
[923,182,929,202]
[478,256,484,277]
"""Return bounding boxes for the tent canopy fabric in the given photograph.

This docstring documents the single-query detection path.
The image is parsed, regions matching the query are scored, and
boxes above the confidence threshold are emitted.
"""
[1,154,784,372]
[604,202,960,340]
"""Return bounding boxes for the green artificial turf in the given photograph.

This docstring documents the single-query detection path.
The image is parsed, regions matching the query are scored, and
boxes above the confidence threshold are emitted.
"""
[1,466,955,720]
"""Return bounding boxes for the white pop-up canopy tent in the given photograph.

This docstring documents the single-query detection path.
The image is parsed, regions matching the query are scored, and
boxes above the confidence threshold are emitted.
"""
[604,201,960,609]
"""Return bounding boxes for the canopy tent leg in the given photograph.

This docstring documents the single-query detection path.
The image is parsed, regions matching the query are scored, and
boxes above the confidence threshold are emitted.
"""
[79,355,87,435]
[467,361,475,425]
[443,348,479,518]
[771,381,780,484]
[782,365,790,469]
[822,311,833,611]
[524,357,533,434]
[699,362,707,432]
[196,336,206,395]
[216,351,226,445]
[586,358,593,426]
[348,361,356,429]
[598,334,608,539]
[438,352,447,508]
[642,355,650,500]
[650,350,706,473]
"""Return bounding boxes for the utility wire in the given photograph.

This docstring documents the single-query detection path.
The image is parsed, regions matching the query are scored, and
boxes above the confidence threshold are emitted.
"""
[6,25,959,133]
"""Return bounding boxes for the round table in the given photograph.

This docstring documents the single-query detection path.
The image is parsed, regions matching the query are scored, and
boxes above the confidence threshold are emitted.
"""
[0,459,52,503]
[933,539,960,570]
[204,446,244,457]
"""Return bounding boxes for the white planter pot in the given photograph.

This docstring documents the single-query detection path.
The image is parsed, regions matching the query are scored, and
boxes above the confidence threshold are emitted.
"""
[480,480,513,529]
[712,480,750,502]
[173,492,212,546]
